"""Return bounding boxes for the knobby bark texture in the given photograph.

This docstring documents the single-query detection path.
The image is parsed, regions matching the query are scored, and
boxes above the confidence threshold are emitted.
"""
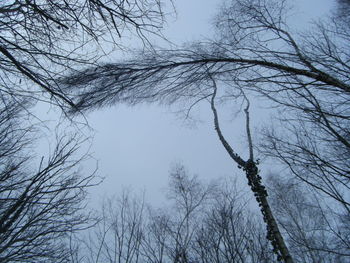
[210,79,294,263]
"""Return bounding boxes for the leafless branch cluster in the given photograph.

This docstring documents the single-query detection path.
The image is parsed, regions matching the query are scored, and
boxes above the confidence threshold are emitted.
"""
[0,1,172,261]
[77,165,278,263]
[0,0,167,109]
[267,175,350,262]
[60,0,349,110]
[0,96,98,262]
[77,165,350,263]
[59,0,350,262]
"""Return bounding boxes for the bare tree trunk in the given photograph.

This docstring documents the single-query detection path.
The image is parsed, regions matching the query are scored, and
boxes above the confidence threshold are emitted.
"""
[244,161,294,263]
[209,77,294,263]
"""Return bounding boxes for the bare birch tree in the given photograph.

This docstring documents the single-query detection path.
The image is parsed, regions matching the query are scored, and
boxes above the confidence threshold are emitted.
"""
[60,0,350,261]
[267,175,350,263]
[79,191,145,263]
[83,165,278,263]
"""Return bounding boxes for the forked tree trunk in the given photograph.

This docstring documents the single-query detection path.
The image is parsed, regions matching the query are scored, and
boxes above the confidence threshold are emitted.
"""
[210,78,294,263]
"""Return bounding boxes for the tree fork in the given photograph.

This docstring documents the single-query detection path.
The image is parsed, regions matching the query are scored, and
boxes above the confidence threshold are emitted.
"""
[209,76,294,263]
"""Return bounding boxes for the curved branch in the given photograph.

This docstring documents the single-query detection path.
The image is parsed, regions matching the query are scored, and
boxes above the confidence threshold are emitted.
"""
[0,45,77,109]
[243,95,254,161]
[209,75,246,168]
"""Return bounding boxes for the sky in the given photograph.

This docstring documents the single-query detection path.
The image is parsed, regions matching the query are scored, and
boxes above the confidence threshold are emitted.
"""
[35,0,333,208]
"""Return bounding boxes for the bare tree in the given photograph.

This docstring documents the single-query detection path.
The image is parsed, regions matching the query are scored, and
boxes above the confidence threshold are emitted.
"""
[0,2,169,261]
[267,175,350,262]
[60,0,350,261]
[192,178,277,263]
[0,0,167,109]
[0,96,98,262]
[335,0,350,24]
[79,190,145,263]
[143,164,217,263]
[81,165,218,263]
[83,165,280,263]
[141,209,170,263]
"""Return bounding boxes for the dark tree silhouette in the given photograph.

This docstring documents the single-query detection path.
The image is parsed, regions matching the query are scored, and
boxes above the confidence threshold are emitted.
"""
[0,1,169,261]
[0,0,167,109]
[0,97,98,262]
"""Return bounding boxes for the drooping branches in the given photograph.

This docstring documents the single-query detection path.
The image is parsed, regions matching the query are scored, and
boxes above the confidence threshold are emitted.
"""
[60,51,350,114]
[0,0,167,109]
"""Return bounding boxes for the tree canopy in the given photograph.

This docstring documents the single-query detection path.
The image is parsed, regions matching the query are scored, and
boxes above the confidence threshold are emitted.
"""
[60,0,350,262]
[0,0,349,262]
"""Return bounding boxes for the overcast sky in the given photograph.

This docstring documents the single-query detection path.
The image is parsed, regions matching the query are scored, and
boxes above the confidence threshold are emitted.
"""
[52,0,333,207]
